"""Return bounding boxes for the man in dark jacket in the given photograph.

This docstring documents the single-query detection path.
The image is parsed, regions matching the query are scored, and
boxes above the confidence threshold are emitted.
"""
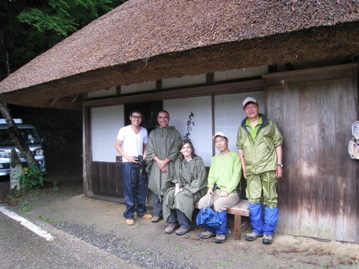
[236,97,283,244]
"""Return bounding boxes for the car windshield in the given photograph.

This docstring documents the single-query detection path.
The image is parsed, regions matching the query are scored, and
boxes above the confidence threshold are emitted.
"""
[0,128,41,146]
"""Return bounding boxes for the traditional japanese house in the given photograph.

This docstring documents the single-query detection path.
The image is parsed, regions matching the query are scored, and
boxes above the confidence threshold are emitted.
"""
[0,0,358,243]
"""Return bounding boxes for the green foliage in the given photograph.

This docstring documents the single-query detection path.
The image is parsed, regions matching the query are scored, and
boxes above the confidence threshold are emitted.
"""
[18,0,125,37]
[19,164,47,189]
[18,7,78,37]
[19,203,33,212]
[53,181,59,192]
[38,215,60,224]
[215,260,235,267]
[1,0,126,80]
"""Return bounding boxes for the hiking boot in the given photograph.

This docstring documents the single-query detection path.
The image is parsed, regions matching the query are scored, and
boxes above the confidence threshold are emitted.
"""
[151,215,162,223]
[262,234,273,244]
[165,223,179,234]
[175,227,191,236]
[214,234,226,244]
[199,231,216,239]
[139,213,152,219]
[244,231,263,241]
[125,219,135,226]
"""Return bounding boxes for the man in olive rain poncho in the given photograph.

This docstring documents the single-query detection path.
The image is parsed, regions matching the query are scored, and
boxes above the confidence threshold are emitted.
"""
[146,110,182,223]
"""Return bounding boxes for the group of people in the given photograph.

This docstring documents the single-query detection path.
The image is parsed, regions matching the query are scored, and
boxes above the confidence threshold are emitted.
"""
[115,97,283,245]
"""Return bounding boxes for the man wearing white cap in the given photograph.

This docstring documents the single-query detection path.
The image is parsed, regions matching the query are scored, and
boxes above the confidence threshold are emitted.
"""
[197,132,241,244]
[236,97,283,244]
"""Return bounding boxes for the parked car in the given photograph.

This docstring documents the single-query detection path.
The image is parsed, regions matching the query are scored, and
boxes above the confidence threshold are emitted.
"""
[0,118,46,176]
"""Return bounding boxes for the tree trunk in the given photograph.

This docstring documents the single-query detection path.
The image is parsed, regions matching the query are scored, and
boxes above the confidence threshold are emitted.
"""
[0,102,37,167]
[10,148,24,190]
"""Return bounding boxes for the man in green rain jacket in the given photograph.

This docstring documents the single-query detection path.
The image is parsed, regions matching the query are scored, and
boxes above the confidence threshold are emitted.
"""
[146,110,182,223]
[236,97,283,245]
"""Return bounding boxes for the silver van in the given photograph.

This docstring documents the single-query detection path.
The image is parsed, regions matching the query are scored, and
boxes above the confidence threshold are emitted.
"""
[0,119,46,176]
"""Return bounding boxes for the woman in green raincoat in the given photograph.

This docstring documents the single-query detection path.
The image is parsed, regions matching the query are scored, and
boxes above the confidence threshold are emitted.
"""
[163,140,207,236]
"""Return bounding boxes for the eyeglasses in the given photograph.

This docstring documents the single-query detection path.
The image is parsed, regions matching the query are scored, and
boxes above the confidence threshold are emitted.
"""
[131,115,142,119]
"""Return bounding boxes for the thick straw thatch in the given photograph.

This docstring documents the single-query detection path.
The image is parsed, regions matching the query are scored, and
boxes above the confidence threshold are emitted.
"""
[1,0,359,109]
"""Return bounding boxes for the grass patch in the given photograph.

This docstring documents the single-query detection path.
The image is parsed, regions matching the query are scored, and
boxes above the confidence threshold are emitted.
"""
[19,203,33,212]
[215,260,235,267]
[38,215,61,224]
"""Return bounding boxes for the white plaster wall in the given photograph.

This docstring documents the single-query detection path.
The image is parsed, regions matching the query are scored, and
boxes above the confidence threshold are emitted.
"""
[90,93,265,163]
[214,92,265,153]
[91,105,124,162]
[164,96,212,166]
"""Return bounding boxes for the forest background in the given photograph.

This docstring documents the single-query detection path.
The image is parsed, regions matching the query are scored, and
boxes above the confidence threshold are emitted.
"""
[0,0,126,175]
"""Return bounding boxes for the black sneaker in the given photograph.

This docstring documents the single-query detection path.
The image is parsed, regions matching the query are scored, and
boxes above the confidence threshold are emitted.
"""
[244,231,263,241]
[262,234,273,244]
[214,234,226,244]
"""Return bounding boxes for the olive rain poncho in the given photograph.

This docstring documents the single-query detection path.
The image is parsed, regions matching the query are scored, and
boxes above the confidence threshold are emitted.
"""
[146,126,182,199]
[163,156,208,222]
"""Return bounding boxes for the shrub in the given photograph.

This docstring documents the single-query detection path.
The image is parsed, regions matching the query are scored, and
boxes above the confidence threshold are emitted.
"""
[19,164,47,189]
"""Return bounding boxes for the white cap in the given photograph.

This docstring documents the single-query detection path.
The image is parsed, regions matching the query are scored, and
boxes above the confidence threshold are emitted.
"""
[242,97,258,108]
[212,132,228,140]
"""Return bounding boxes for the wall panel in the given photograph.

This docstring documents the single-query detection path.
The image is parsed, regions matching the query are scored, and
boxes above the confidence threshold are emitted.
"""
[265,64,359,242]
[91,105,124,162]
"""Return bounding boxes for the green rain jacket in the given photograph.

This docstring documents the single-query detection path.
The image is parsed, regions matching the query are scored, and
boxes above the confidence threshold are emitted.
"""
[236,114,283,176]
[207,151,241,194]
[146,126,182,198]
[163,156,207,222]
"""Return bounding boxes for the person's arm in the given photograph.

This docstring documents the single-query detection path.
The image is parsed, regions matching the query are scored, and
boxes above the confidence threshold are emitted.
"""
[275,145,283,178]
[168,159,180,185]
[183,159,207,194]
[238,148,246,179]
[207,162,215,186]
[236,126,246,179]
[222,154,241,196]
[271,120,283,179]
[146,130,171,172]
[207,187,214,196]
[207,169,215,196]
[159,130,181,172]
[155,156,171,172]
[116,139,136,163]
[174,183,181,196]
[145,132,157,160]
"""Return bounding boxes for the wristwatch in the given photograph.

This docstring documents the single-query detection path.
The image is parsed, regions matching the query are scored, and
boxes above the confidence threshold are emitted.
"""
[277,164,284,168]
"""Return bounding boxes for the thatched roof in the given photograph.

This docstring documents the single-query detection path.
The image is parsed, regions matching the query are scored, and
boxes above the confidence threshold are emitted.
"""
[1,0,359,109]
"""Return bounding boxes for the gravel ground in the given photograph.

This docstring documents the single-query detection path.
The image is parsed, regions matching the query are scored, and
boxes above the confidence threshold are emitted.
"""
[1,172,359,269]
[0,173,196,269]
[52,222,196,269]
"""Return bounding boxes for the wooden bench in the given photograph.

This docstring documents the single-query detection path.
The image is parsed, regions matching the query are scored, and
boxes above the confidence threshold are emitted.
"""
[194,199,249,240]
